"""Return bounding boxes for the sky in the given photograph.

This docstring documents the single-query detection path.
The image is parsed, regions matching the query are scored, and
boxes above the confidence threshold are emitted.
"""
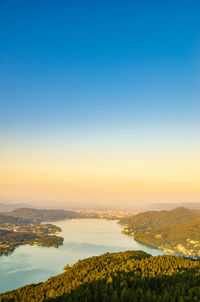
[0,0,200,208]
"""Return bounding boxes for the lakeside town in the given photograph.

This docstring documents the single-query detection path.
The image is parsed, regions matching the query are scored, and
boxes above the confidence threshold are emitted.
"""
[0,216,63,255]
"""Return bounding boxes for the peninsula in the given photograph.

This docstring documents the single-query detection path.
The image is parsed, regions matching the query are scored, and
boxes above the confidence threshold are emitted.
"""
[119,207,200,257]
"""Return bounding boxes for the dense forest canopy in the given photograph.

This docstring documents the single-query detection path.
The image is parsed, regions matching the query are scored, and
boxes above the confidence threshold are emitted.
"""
[1,250,200,301]
[120,207,200,226]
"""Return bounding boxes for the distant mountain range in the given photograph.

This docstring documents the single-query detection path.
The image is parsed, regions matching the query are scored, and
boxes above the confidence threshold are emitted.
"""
[0,202,34,212]
[145,202,200,211]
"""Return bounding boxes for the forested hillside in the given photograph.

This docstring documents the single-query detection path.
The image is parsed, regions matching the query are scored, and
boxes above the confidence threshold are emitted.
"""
[1,250,200,301]
[9,208,81,222]
[119,207,200,256]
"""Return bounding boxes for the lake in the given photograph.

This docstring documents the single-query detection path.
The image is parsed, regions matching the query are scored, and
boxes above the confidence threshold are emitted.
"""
[0,219,165,293]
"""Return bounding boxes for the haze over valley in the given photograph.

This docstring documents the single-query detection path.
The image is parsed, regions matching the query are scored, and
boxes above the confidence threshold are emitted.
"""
[1,0,200,300]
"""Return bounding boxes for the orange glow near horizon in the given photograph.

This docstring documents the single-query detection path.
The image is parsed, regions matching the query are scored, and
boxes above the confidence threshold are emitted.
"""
[1,142,200,205]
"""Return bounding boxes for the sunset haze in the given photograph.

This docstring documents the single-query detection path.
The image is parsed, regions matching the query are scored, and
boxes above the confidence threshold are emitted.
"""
[1,0,199,206]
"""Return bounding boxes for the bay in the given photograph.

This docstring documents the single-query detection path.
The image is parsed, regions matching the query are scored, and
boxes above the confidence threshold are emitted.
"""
[0,219,165,293]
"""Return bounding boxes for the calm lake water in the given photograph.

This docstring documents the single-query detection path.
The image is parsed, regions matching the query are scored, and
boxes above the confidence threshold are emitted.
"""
[0,219,165,293]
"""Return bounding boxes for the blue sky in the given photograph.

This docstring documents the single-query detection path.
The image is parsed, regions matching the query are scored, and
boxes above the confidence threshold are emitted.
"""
[0,0,200,205]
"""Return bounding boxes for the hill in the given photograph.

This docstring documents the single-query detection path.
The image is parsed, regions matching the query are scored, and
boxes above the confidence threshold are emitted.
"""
[119,207,200,256]
[1,250,200,301]
[9,208,81,222]
[0,214,30,224]
[0,202,33,212]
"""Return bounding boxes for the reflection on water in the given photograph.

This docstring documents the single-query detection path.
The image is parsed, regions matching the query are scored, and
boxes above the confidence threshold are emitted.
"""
[0,219,165,293]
